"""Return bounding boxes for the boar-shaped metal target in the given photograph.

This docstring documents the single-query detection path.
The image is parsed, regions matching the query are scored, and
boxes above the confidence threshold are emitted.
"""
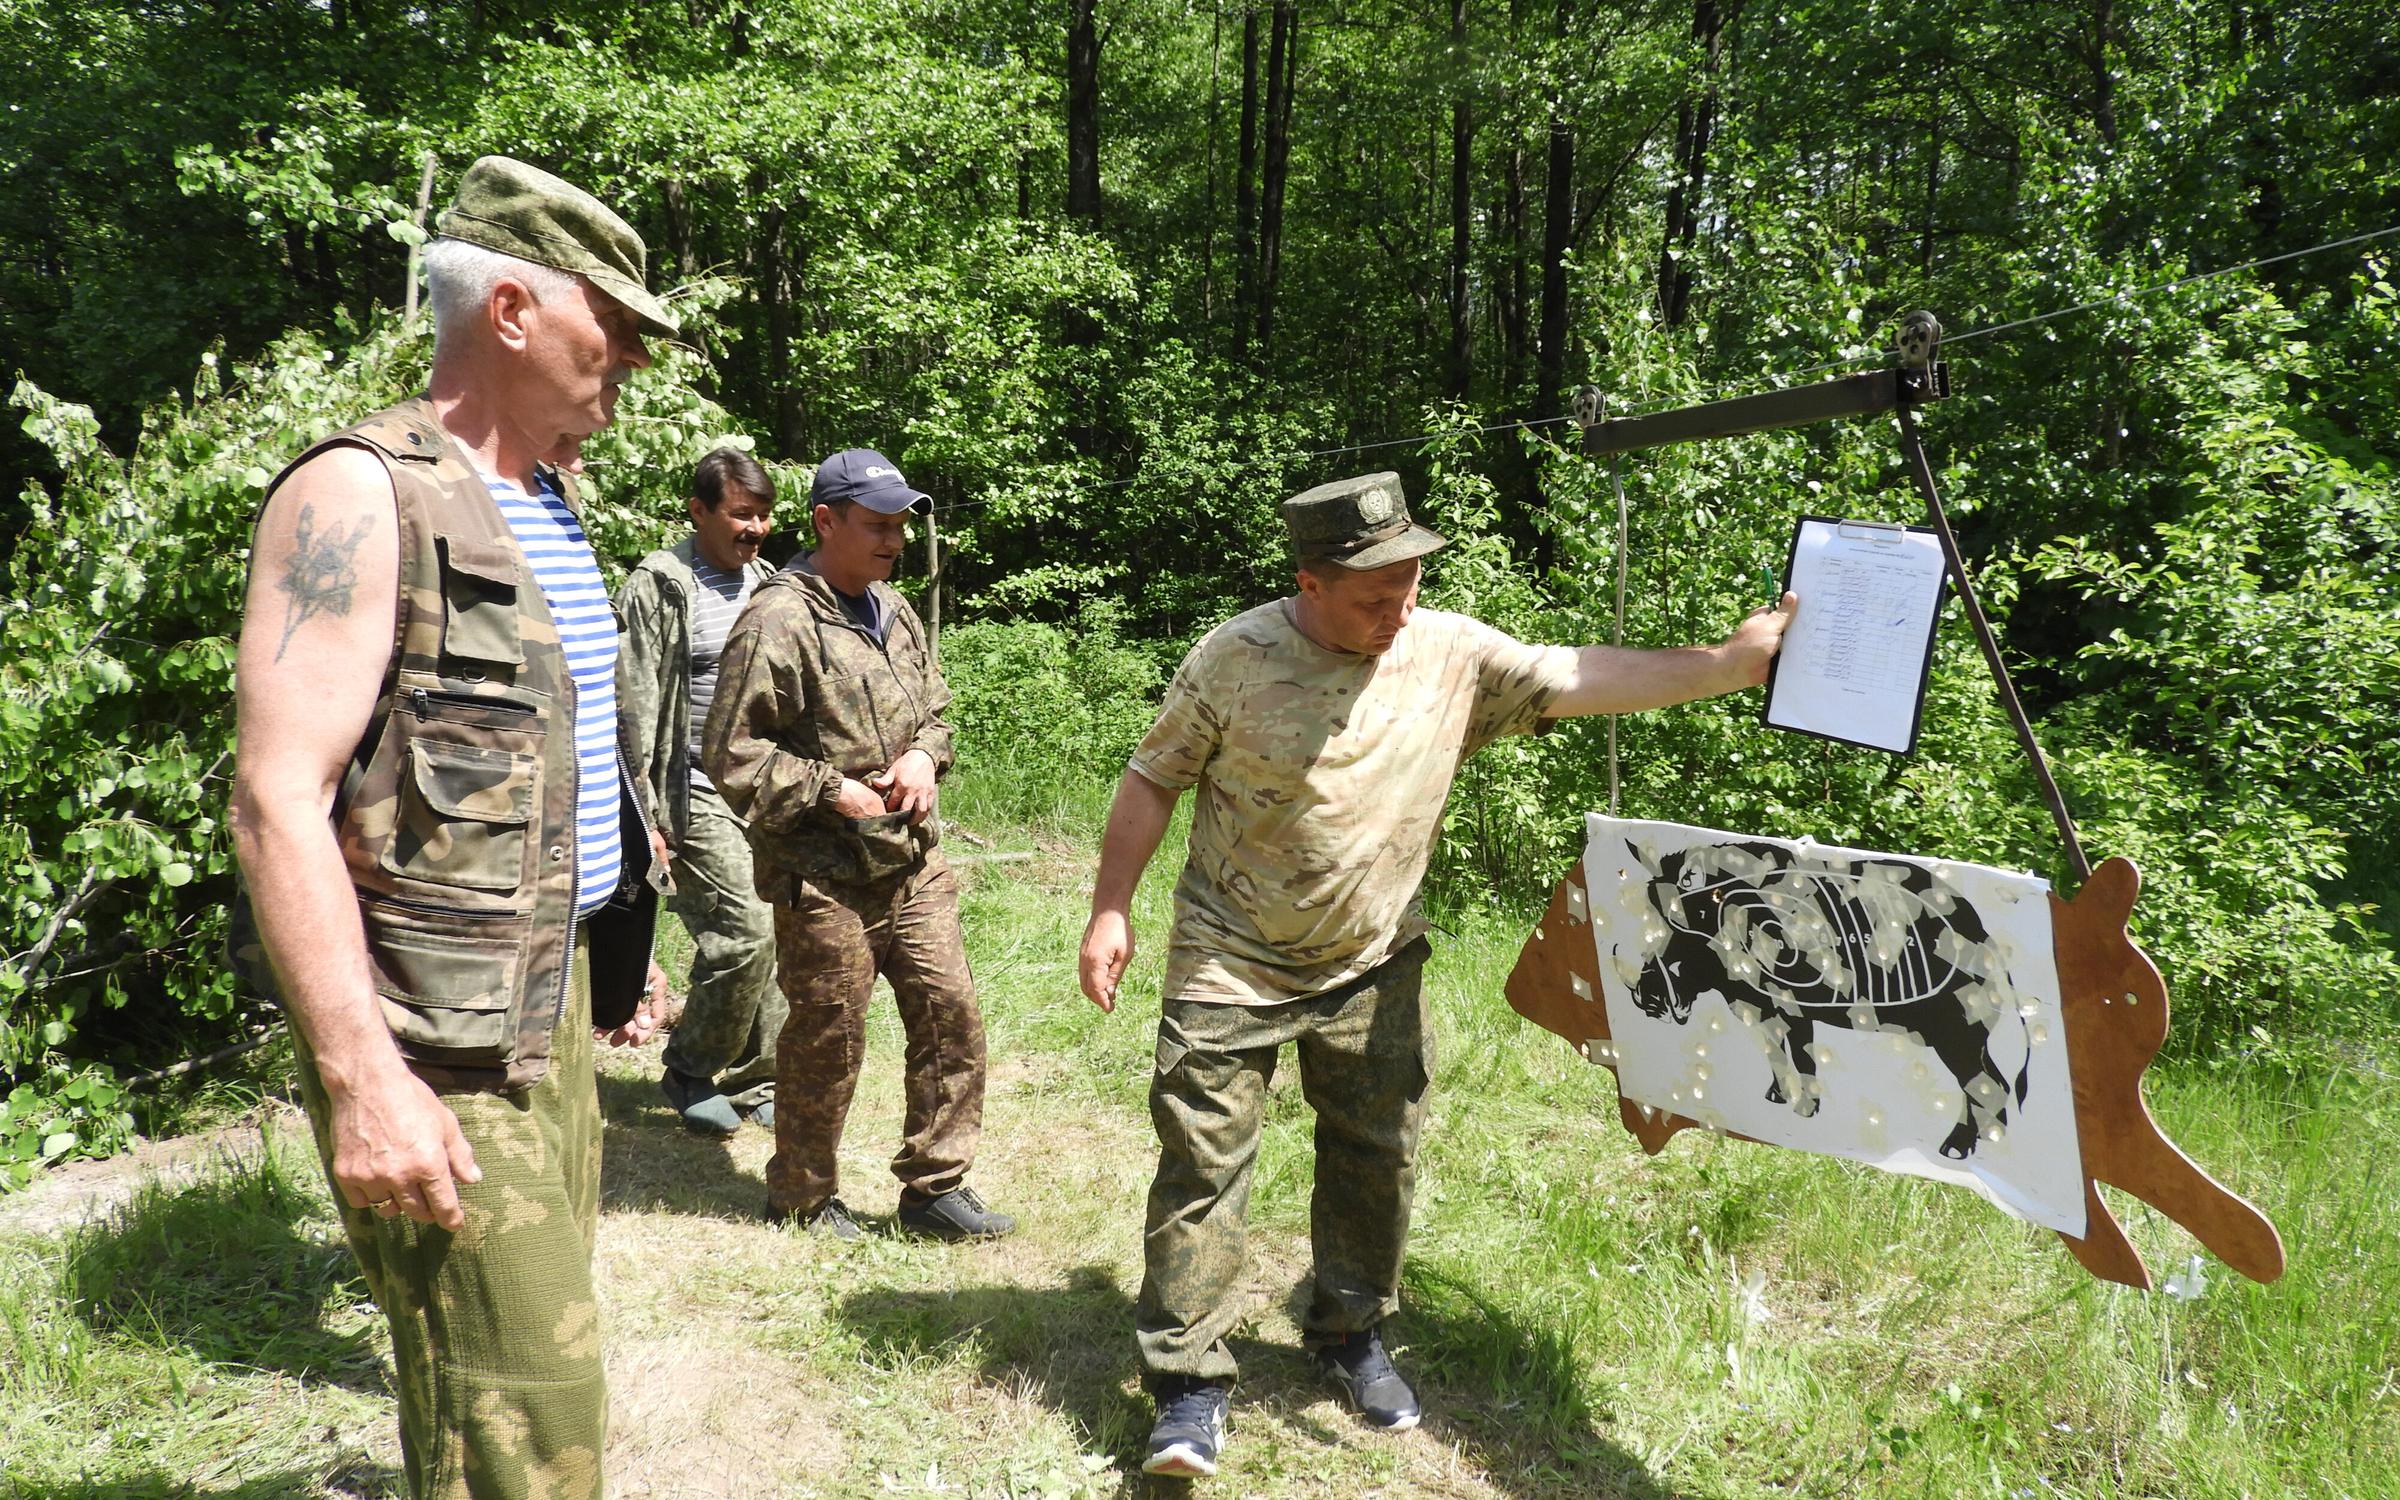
[1508,816,2285,1291]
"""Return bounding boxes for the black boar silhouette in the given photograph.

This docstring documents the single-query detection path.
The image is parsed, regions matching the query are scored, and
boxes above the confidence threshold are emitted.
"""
[1623,839,2029,1160]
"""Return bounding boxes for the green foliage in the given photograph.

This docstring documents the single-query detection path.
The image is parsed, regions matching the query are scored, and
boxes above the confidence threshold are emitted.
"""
[1,1072,135,1192]
[4,0,2399,1142]
[940,604,1166,819]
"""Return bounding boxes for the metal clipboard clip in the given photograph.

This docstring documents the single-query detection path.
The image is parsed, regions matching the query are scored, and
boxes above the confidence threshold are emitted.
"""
[1836,517,1908,543]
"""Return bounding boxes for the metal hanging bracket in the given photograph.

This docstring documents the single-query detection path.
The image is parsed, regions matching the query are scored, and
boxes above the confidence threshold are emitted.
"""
[1574,311,2089,886]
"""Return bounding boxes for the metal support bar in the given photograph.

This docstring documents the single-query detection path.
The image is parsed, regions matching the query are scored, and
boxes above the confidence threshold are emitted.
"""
[1893,402,2092,884]
[1581,364,1947,457]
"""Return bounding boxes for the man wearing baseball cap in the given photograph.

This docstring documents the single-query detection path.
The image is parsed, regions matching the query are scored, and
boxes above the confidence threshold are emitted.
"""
[1078,471,1798,1477]
[704,449,1015,1241]
[231,156,676,1497]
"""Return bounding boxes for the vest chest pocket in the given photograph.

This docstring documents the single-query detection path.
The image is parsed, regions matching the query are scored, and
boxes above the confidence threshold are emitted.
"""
[436,534,526,668]
[380,739,537,892]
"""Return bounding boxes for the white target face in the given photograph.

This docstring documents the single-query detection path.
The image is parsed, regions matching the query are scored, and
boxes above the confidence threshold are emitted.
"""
[1584,815,2086,1237]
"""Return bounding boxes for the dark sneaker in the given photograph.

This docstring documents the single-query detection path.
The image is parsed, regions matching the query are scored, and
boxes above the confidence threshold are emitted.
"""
[898,1185,1016,1241]
[1143,1377,1230,1478]
[768,1196,864,1240]
[659,1067,740,1137]
[1315,1326,1421,1431]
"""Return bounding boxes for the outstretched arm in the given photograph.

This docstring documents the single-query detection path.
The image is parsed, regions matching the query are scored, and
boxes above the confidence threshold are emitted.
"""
[1078,768,1182,1013]
[1548,593,1798,718]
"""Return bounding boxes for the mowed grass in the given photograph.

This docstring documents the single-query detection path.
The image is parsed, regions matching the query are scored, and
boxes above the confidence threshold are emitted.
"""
[1,764,2394,1497]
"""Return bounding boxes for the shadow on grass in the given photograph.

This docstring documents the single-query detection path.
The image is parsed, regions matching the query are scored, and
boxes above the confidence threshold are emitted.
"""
[1397,1262,1681,1500]
[833,1262,1679,1499]
[0,1457,399,1498]
[59,1136,383,1394]
[594,1070,766,1218]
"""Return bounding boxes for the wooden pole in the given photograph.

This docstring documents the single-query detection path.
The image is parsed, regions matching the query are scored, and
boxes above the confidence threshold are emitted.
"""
[403,151,437,321]
[925,505,943,663]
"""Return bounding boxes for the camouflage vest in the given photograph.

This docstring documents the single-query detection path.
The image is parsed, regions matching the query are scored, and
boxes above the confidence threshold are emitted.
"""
[234,398,594,1092]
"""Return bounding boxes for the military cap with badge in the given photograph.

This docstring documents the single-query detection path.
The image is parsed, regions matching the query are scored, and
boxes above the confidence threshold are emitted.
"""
[1282,472,1448,571]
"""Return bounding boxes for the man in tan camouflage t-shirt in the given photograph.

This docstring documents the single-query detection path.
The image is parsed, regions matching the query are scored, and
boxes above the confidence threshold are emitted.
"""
[1081,471,1797,1479]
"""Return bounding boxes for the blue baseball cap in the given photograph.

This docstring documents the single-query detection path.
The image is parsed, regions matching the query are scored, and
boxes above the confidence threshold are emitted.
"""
[810,448,930,515]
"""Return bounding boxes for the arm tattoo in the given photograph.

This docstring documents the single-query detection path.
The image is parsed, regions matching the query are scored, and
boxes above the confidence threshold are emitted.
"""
[273,502,378,661]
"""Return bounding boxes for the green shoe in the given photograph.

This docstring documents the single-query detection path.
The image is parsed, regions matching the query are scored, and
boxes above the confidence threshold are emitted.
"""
[659,1067,740,1137]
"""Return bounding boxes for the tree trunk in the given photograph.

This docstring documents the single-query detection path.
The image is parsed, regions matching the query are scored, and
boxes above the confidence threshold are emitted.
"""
[1919,65,1941,275]
[1530,0,1576,573]
[1502,144,1529,402]
[761,208,803,458]
[1255,0,1297,355]
[661,178,700,280]
[2088,0,2118,147]
[1202,4,1222,323]
[1234,7,1261,355]
[1658,0,1727,328]
[1445,0,1473,400]
[1066,0,1103,225]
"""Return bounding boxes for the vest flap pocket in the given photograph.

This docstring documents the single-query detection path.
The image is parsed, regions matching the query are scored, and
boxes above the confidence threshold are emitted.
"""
[380,740,537,892]
[437,534,526,667]
[408,740,534,823]
[367,921,520,1059]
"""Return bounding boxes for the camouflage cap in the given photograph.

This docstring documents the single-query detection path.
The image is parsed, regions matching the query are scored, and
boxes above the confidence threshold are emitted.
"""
[435,156,680,340]
[1282,471,1447,571]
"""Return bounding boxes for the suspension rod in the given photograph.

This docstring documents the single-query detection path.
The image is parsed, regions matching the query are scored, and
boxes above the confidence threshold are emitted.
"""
[1892,403,2092,883]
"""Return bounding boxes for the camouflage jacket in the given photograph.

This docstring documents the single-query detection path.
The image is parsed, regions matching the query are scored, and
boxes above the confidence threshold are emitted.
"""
[230,398,662,1092]
[701,556,954,895]
[616,537,772,846]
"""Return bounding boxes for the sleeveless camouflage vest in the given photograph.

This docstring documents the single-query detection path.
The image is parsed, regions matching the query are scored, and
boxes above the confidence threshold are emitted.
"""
[235,398,610,1092]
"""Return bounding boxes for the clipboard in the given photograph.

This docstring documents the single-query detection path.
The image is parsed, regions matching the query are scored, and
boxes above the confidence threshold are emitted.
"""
[1761,515,1949,755]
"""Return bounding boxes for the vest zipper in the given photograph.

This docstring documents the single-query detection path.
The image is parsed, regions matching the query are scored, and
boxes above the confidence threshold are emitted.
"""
[409,686,537,720]
[372,892,533,920]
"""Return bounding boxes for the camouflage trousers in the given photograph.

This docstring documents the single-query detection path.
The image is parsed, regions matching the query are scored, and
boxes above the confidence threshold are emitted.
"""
[766,854,985,1216]
[1136,937,1434,1389]
[660,784,782,1108]
[292,943,605,1500]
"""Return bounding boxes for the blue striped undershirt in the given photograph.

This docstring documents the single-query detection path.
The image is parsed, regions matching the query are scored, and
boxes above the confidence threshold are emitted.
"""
[484,470,622,918]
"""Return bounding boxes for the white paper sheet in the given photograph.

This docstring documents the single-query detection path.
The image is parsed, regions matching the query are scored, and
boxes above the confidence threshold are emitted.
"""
[1583,815,2086,1237]
[1764,519,1948,754]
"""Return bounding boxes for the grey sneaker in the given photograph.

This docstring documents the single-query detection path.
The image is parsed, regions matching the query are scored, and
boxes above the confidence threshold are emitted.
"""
[770,1196,864,1240]
[746,1098,775,1130]
[659,1067,740,1137]
[1143,1377,1230,1478]
[897,1185,1016,1241]
[1315,1326,1420,1431]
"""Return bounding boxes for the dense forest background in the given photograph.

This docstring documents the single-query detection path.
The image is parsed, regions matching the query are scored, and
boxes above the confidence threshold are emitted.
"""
[2,0,2396,1172]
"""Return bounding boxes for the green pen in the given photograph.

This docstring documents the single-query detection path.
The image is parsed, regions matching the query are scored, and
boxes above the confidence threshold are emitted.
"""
[1758,563,1777,600]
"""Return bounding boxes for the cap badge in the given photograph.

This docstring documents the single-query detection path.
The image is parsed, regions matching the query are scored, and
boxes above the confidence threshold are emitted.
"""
[1355,489,1395,525]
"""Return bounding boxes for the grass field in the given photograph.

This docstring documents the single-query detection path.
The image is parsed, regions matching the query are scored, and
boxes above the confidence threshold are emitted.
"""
[0,768,2393,1498]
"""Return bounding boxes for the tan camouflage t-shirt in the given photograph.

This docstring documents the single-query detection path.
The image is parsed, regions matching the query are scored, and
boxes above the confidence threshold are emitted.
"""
[1130,602,1580,1005]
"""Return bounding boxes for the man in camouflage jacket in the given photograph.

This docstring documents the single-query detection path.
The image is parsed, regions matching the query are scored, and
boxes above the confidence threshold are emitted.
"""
[703,448,1015,1241]
[617,447,783,1136]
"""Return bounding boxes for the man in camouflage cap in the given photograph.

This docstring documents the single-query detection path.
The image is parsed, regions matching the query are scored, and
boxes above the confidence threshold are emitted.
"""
[232,155,675,1499]
[1079,471,1799,1478]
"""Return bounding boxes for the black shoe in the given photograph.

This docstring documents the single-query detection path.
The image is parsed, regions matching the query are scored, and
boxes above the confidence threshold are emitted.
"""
[897,1186,1016,1241]
[1143,1377,1230,1478]
[659,1067,740,1137]
[762,1196,865,1240]
[1315,1326,1421,1431]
